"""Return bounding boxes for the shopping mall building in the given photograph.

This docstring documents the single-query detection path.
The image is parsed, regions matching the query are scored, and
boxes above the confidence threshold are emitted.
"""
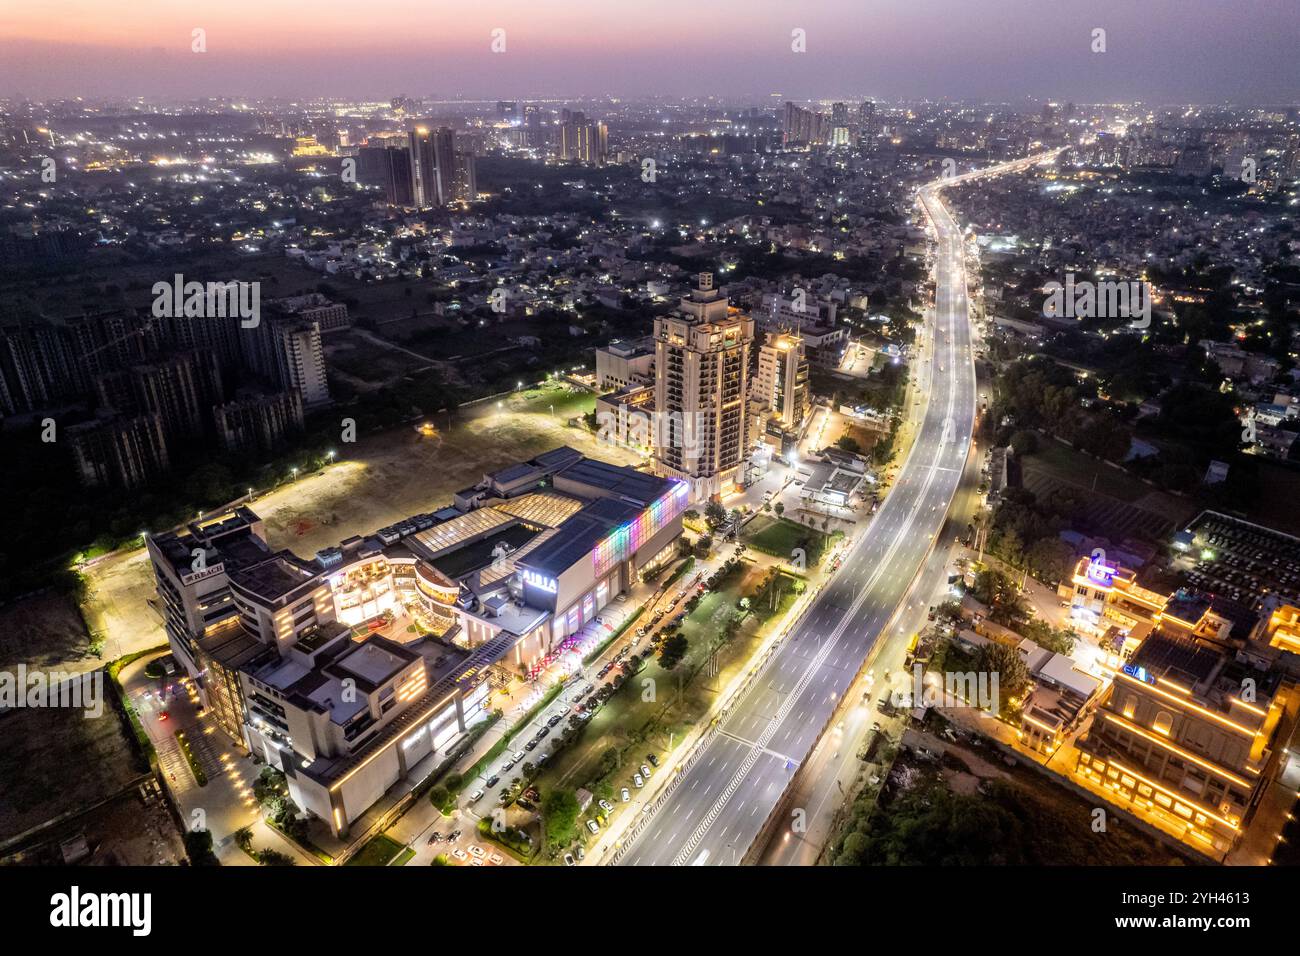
[146,446,686,836]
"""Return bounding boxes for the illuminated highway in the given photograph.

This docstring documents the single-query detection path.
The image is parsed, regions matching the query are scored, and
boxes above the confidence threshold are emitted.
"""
[616,154,1054,866]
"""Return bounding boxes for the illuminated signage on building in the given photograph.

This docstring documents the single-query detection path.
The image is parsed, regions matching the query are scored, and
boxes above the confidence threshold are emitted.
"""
[1122,663,1155,685]
[1085,559,1116,588]
[522,569,558,594]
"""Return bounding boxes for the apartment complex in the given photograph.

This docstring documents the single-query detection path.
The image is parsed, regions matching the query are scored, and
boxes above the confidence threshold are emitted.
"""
[652,272,754,500]
[751,331,810,435]
[558,110,608,165]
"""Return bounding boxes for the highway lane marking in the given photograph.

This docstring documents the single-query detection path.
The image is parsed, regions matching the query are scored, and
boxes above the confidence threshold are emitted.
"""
[664,379,962,864]
[623,169,997,865]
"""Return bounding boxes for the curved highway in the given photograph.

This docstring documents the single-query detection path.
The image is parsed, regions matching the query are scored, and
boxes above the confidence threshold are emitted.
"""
[615,154,1053,866]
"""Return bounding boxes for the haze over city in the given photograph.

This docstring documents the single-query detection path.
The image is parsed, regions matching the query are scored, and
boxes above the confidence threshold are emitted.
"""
[2,0,1299,101]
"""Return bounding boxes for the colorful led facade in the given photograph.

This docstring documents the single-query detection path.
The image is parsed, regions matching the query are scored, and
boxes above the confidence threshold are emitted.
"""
[592,480,689,579]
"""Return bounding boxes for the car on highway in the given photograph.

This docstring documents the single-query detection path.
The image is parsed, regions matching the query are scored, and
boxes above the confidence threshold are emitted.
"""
[501,759,515,772]
[620,787,631,802]
[513,750,525,763]
[485,774,500,788]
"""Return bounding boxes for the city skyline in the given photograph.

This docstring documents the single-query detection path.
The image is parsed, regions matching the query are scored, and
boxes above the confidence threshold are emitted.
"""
[2,0,1299,103]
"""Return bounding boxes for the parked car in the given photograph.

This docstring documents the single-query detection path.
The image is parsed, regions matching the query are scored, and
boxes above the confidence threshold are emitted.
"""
[598,799,614,813]
[646,754,659,767]
[576,846,585,861]
[470,789,485,802]
[564,853,576,866]
[485,775,500,788]
[640,764,652,779]
[620,787,631,802]
[633,773,644,788]
[586,820,600,834]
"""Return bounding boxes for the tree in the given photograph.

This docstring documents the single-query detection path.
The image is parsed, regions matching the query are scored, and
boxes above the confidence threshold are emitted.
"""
[542,789,581,848]
[704,500,727,529]
[596,746,621,779]
[773,501,785,516]
[658,633,689,670]
[183,828,219,866]
[1009,429,1039,455]
[836,435,862,454]
[977,642,1030,715]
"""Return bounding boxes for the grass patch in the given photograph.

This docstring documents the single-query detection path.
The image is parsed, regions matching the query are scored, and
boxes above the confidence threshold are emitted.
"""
[346,833,405,867]
[744,516,831,567]
[1023,441,1148,503]
[391,846,416,866]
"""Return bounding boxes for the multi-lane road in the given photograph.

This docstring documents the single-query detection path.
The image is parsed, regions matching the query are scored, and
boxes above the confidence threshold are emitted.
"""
[617,156,1052,866]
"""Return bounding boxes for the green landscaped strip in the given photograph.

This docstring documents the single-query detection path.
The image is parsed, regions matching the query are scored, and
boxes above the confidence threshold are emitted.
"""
[346,833,404,866]
[267,817,335,865]
[174,729,207,786]
[391,846,416,866]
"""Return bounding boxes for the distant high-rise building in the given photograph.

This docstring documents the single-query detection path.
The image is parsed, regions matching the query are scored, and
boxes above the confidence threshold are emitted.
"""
[274,321,331,408]
[782,102,828,146]
[93,350,224,446]
[67,413,171,489]
[652,273,754,501]
[381,144,415,205]
[214,389,305,455]
[242,317,331,408]
[408,127,439,208]
[558,111,608,164]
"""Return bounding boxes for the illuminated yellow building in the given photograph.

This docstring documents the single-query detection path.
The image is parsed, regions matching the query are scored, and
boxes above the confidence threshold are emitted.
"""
[1074,628,1291,855]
